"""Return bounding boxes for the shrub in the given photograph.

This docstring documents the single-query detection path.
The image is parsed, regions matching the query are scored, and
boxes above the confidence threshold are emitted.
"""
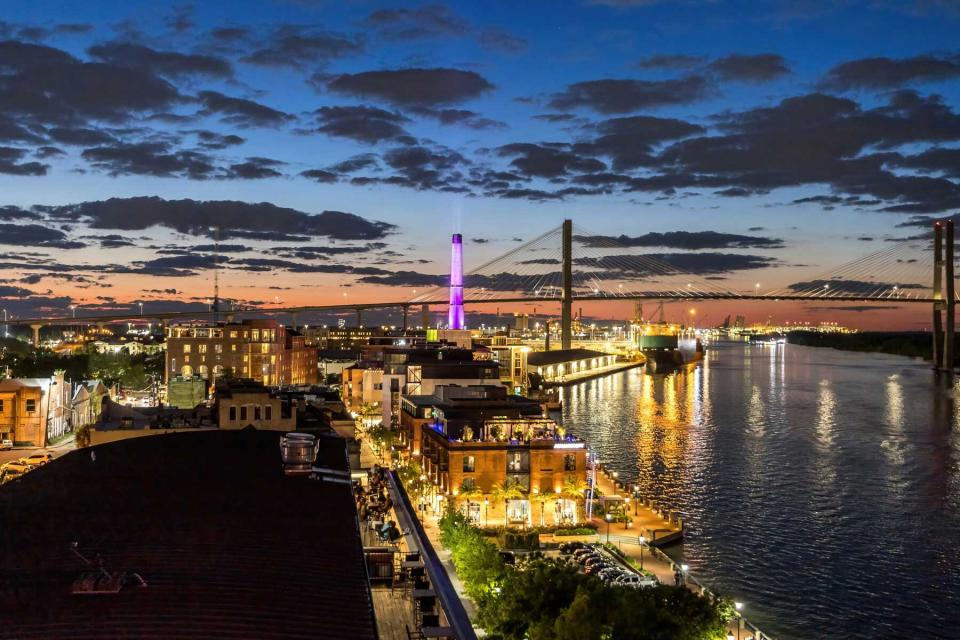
[497,529,540,550]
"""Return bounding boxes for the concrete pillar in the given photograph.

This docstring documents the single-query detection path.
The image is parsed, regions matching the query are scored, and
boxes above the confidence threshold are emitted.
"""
[946,220,955,371]
[934,222,945,369]
[356,308,363,327]
[421,304,429,330]
[561,219,573,350]
[30,324,42,348]
[290,312,299,330]
[402,305,409,331]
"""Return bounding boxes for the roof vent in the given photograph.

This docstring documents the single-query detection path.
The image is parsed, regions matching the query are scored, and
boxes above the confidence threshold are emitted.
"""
[280,432,316,475]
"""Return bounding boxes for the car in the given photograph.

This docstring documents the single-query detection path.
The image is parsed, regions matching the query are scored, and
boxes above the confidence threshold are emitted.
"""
[21,453,53,466]
[614,573,659,589]
[499,551,516,566]
[572,547,595,558]
[2,461,31,475]
[577,553,601,565]
[585,562,612,575]
[583,556,608,569]
[0,439,12,451]
[560,541,586,555]
[598,567,626,581]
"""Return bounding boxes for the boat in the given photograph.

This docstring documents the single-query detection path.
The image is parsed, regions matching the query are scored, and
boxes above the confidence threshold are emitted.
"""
[637,322,704,372]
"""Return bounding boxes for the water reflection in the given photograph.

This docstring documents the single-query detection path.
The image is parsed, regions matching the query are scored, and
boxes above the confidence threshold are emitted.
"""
[560,343,960,639]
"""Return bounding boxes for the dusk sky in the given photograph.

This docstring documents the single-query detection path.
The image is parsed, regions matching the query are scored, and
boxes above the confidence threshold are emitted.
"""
[1,0,959,328]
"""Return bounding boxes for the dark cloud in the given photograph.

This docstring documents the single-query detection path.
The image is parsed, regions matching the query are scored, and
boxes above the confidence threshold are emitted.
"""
[576,252,777,274]
[0,223,85,249]
[471,238,490,244]
[635,54,706,69]
[786,279,924,294]
[533,113,580,123]
[94,234,137,248]
[548,76,710,113]
[367,5,468,40]
[358,271,446,287]
[43,196,396,240]
[0,206,41,221]
[0,146,48,176]
[273,244,383,259]
[574,115,704,170]
[242,25,362,68]
[888,146,960,178]
[197,91,293,127]
[0,40,181,125]
[81,142,215,178]
[479,28,527,53]
[575,230,785,249]
[220,157,285,180]
[820,55,960,91]
[313,105,410,143]
[378,144,469,191]
[497,143,606,178]
[324,68,494,107]
[229,258,391,275]
[195,130,246,150]
[88,42,233,79]
[706,54,790,82]
[301,169,338,183]
[329,154,379,173]
[410,107,507,129]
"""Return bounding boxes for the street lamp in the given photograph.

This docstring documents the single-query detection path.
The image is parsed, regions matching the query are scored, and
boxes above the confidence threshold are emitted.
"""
[638,534,645,570]
[605,513,612,543]
[484,498,489,527]
[734,602,744,640]
[681,563,689,586]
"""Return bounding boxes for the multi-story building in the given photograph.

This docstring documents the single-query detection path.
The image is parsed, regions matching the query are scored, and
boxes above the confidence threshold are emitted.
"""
[399,384,587,527]
[302,326,384,351]
[341,362,384,414]
[0,372,74,446]
[214,378,296,431]
[380,346,500,429]
[165,320,317,387]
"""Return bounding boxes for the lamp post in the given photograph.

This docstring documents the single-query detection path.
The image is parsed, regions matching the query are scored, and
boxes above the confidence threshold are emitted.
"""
[623,497,630,528]
[605,513,612,543]
[681,563,689,586]
[638,534,645,570]
[484,498,489,527]
[734,601,744,640]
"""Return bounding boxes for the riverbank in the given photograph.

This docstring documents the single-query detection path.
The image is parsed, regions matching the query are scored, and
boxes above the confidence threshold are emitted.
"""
[785,330,957,365]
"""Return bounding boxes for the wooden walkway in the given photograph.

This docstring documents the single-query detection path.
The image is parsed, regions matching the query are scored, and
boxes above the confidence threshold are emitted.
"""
[371,587,417,640]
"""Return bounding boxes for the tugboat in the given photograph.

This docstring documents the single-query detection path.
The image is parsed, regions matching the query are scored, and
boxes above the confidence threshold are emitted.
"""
[636,304,704,372]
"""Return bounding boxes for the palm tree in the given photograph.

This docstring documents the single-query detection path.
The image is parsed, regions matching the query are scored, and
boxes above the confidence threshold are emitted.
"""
[490,478,526,527]
[457,481,483,524]
[561,475,589,524]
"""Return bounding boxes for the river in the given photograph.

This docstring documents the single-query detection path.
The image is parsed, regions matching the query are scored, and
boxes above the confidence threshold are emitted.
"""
[557,341,960,639]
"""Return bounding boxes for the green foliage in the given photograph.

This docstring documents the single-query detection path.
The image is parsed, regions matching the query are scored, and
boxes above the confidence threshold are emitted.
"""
[497,529,540,550]
[438,507,507,606]
[552,526,598,536]
[0,345,161,389]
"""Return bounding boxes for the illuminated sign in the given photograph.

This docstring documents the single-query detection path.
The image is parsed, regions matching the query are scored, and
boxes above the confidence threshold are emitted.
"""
[553,442,585,449]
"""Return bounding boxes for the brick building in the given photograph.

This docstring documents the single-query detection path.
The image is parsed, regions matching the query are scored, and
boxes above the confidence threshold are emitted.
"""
[165,320,317,387]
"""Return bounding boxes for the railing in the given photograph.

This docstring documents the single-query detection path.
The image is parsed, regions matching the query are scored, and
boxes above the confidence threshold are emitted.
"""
[388,470,477,640]
[605,534,775,640]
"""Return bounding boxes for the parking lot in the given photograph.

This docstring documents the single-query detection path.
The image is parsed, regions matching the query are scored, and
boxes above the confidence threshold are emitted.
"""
[560,541,659,589]
[1,439,72,481]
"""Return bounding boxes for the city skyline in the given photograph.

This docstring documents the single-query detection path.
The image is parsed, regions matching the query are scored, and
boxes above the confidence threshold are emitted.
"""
[1,0,960,328]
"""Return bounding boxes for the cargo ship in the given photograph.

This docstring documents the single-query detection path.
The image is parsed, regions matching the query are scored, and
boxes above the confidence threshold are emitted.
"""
[637,322,704,372]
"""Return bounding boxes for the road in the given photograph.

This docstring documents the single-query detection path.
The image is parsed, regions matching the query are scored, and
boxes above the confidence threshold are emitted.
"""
[0,436,75,465]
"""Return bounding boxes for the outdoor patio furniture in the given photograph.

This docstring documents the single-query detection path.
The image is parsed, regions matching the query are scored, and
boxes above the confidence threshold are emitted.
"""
[420,626,455,639]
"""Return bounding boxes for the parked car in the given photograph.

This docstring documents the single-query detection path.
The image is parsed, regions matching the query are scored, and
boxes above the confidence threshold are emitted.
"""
[577,553,601,565]
[585,562,612,575]
[21,453,53,466]
[614,573,659,589]
[598,567,626,581]
[583,556,608,569]
[572,547,595,558]
[499,551,516,566]
[0,439,12,451]
[560,542,586,555]
[2,461,31,476]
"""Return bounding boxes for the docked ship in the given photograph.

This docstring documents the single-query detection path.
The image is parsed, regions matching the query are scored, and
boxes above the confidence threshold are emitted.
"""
[637,322,704,372]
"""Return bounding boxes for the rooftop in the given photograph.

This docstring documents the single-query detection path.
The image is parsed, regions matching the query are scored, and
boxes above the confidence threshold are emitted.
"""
[0,430,376,640]
[527,348,609,367]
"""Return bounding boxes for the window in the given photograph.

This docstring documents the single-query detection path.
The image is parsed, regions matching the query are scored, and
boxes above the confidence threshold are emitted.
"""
[254,406,261,420]
[264,405,272,421]
[183,344,191,354]
[0,399,4,413]
[252,329,260,341]
[25,399,36,412]
[463,455,476,473]
[564,454,576,471]
[215,344,222,354]
[240,406,247,421]
[462,477,476,491]
[231,344,237,352]
[198,344,207,354]
[229,406,237,421]
[230,331,238,339]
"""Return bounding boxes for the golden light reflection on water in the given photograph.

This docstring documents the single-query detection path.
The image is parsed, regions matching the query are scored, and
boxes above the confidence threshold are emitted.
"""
[816,379,836,449]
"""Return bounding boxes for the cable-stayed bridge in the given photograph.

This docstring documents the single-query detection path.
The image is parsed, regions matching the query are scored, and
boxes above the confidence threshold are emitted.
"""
[9,219,958,366]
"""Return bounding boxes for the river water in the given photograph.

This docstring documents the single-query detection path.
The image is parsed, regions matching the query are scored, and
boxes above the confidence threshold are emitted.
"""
[558,342,960,639]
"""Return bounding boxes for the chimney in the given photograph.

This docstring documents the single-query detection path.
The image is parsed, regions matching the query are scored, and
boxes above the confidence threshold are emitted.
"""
[448,233,464,329]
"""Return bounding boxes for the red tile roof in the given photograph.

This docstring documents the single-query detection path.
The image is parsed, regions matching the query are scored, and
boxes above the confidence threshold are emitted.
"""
[0,429,376,640]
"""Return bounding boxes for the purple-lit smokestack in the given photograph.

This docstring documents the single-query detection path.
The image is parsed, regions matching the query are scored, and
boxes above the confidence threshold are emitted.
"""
[448,233,464,329]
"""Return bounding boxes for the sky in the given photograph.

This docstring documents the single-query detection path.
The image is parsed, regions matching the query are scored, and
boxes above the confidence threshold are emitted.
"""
[1,0,959,329]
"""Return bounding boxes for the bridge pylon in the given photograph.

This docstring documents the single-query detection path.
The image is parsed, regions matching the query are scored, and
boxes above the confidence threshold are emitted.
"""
[932,219,956,371]
[561,219,572,350]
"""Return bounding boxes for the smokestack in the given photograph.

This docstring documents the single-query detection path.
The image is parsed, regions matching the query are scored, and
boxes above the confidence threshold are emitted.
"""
[448,233,464,329]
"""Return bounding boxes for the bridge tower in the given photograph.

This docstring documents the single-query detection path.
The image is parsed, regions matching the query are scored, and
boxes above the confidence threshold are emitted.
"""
[561,219,572,350]
[932,219,956,371]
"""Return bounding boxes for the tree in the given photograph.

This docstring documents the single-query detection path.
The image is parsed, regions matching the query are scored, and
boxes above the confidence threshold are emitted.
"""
[490,478,525,526]
[561,475,589,523]
[458,481,484,522]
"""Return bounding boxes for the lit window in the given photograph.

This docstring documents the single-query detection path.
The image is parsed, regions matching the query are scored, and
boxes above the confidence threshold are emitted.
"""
[183,344,191,354]
[463,456,475,472]
[215,344,222,353]
[26,399,36,412]
[198,344,207,354]
[229,331,238,339]
[231,344,237,352]
[252,329,260,341]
